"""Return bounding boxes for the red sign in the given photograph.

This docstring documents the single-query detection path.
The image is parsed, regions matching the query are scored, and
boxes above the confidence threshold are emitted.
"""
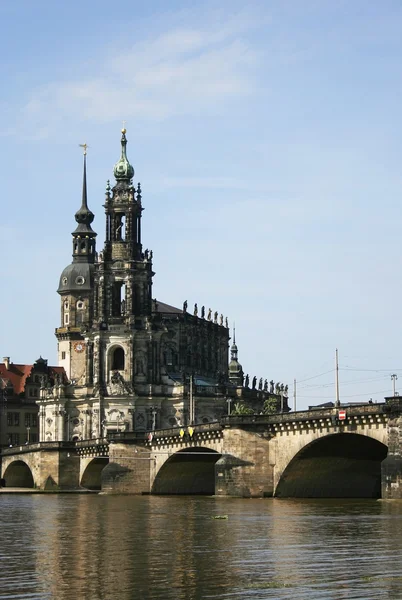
[338,410,346,421]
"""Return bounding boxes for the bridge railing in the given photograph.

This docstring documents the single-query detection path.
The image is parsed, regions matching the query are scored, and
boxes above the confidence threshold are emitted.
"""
[75,438,109,448]
[111,421,223,442]
[222,402,388,426]
[1,441,77,456]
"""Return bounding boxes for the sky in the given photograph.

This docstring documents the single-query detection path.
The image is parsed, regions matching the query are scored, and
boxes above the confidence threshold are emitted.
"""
[1,0,402,410]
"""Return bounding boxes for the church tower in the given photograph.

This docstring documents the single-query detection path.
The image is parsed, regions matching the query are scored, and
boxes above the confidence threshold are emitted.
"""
[228,327,244,386]
[56,147,97,383]
[86,128,154,422]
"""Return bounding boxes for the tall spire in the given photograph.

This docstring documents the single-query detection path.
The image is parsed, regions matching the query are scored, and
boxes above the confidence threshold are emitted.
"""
[113,127,134,182]
[231,322,238,361]
[74,151,95,231]
[229,322,243,385]
[72,147,97,262]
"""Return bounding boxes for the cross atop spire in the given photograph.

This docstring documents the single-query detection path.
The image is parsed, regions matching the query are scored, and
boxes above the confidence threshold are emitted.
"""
[79,142,89,156]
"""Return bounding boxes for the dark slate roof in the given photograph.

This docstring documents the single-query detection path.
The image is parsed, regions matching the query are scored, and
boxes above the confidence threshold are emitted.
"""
[154,300,182,314]
[57,262,95,293]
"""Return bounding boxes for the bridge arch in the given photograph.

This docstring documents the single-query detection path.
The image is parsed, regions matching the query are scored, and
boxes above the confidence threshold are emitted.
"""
[81,457,109,490]
[275,433,388,498]
[152,447,221,495]
[3,460,35,488]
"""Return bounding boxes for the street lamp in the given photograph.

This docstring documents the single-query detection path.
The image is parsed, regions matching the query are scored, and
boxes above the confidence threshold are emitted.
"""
[150,406,157,431]
[391,374,398,397]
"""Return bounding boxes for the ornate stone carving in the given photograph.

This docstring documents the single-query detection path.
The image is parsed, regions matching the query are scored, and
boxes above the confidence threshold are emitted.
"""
[108,371,133,396]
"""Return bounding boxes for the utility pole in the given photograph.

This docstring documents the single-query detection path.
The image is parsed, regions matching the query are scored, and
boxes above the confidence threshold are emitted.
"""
[391,374,398,397]
[335,348,340,407]
[293,378,297,412]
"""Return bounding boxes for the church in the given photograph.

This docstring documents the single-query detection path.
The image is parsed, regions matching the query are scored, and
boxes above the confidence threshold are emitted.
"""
[37,129,288,442]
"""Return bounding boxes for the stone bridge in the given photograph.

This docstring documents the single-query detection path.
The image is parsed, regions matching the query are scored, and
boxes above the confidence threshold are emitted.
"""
[1,439,109,491]
[2,401,402,498]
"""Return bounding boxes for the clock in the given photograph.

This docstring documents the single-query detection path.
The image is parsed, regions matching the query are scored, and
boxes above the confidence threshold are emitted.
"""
[73,342,85,353]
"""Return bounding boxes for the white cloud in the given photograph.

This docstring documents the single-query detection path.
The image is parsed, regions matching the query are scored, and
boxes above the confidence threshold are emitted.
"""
[15,9,262,136]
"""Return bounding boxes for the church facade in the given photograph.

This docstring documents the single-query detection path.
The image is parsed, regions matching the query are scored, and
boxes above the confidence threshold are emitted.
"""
[38,130,288,442]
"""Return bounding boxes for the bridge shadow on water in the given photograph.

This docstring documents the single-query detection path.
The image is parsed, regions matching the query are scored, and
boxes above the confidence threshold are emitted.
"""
[152,448,220,495]
[276,433,388,498]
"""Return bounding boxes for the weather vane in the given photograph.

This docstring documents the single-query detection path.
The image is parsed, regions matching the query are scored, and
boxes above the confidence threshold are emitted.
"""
[79,143,89,155]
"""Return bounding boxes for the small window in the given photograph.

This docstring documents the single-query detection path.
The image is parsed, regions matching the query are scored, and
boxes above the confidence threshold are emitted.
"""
[64,301,69,310]
[61,351,66,360]
[64,313,69,325]
[32,414,37,427]
[75,276,85,285]
[77,301,84,310]
[62,277,68,285]
[25,414,31,427]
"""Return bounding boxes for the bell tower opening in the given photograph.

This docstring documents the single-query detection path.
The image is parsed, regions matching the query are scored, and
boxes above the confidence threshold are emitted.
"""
[112,282,126,316]
[111,347,125,370]
[114,214,126,241]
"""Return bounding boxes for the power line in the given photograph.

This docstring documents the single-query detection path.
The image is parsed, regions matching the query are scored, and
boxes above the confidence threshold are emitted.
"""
[297,369,334,384]
[297,387,391,400]
[300,374,389,390]
[341,365,402,373]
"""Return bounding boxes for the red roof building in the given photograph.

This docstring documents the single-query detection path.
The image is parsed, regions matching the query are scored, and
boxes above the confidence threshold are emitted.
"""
[0,357,67,447]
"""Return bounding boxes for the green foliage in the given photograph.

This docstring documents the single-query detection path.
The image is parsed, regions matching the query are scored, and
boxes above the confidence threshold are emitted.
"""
[231,402,254,416]
[263,396,279,415]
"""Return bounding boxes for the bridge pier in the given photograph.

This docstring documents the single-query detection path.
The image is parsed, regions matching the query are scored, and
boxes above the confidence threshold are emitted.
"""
[382,416,402,499]
[215,428,273,498]
[101,443,152,494]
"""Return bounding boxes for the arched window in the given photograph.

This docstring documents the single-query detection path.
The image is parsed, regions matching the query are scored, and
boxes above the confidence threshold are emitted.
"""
[111,347,125,370]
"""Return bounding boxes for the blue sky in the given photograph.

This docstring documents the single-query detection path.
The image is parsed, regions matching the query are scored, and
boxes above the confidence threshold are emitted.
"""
[1,0,402,409]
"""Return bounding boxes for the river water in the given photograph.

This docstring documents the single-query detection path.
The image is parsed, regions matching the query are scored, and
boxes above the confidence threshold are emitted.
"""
[0,495,402,599]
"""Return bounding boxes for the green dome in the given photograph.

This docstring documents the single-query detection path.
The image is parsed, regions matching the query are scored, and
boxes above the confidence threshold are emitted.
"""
[113,129,134,181]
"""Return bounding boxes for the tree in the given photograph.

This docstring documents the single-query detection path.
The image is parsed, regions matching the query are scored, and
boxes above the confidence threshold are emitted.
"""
[231,402,254,416]
[263,397,279,415]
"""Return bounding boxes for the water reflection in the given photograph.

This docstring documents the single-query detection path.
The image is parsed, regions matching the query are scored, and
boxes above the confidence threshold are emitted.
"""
[1,495,402,599]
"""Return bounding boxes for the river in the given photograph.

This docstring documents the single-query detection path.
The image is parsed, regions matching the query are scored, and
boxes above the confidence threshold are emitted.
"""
[0,495,402,599]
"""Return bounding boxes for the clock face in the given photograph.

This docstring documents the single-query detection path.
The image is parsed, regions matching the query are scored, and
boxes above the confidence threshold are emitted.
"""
[74,342,85,353]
